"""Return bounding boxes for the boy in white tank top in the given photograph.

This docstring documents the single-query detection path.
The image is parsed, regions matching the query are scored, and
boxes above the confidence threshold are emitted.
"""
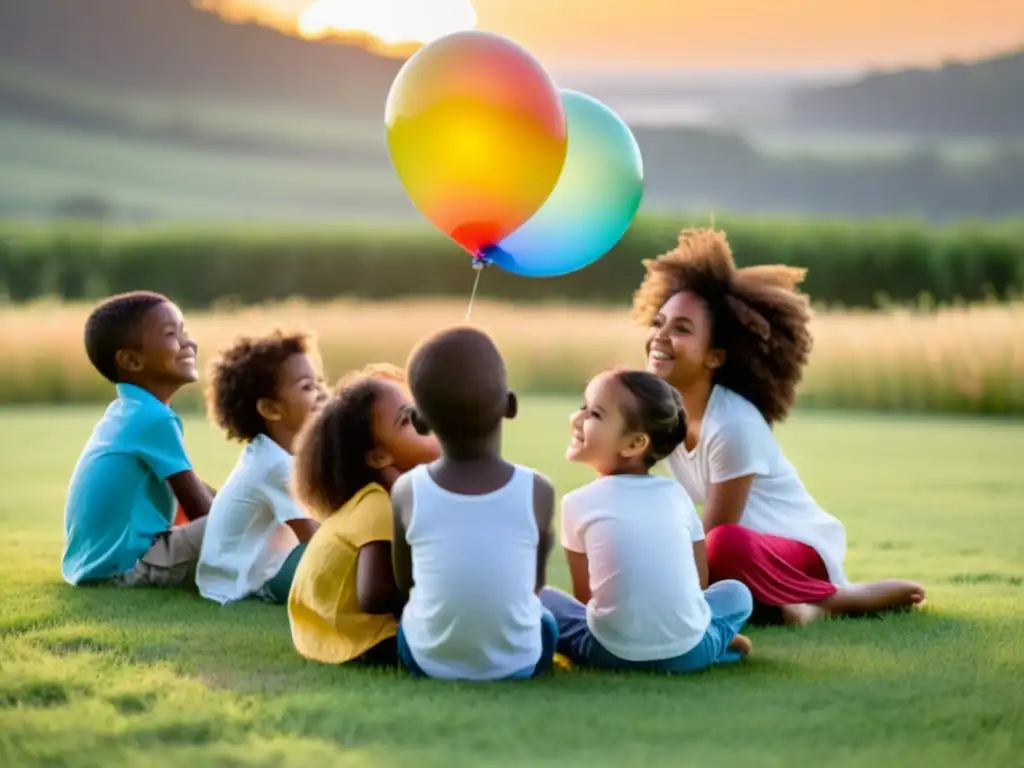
[390,327,559,681]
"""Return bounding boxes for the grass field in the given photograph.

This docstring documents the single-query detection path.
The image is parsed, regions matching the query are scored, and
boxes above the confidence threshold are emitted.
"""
[1,402,1023,766]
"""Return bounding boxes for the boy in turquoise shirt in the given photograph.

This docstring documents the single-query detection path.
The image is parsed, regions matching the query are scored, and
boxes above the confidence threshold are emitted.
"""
[62,291,215,589]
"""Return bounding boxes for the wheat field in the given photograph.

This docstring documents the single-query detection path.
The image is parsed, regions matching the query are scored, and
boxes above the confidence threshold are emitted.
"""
[1,298,1022,414]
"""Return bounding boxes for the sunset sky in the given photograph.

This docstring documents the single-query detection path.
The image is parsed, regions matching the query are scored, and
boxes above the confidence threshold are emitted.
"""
[201,0,1023,71]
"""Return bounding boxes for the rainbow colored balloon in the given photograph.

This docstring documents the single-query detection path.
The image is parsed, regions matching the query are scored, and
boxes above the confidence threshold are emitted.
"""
[484,90,644,278]
[385,31,568,258]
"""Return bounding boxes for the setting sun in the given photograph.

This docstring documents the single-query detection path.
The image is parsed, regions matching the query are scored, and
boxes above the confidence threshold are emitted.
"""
[297,0,477,50]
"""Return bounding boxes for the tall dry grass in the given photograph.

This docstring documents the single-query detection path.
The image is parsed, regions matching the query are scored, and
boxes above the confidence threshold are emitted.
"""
[1,298,1022,415]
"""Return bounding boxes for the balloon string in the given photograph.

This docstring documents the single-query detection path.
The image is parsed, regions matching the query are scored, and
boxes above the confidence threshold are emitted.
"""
[465,265,484,323]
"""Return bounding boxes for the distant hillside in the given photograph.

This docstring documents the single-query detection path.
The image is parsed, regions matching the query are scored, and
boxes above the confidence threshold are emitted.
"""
[0,0,402,117]
[784,49,1024,137]
[0,1,1021,222]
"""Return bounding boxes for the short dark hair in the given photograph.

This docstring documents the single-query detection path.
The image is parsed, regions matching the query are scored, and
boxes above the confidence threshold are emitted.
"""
[205,329,313,443]
[632,227,812,425]
[406,327,508,442]
[611,368,687,469]
[291,364,405,520]
[84,291,170,383]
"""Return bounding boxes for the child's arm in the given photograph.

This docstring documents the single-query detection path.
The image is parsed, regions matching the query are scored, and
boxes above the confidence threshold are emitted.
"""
[264,471,315,542]
[566,550,592,604]
[356,542,404,616]
[390,473,414,600]
[693,540,709,591]
[532,472,556,594]
[560,491,592,604]
[687,494,709,590]
[167,470,214,521]
[286,518,320,544]
[140,414,212,521]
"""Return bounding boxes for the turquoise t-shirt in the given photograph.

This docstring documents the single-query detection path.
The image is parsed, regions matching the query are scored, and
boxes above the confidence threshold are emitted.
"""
[61,383,193,585]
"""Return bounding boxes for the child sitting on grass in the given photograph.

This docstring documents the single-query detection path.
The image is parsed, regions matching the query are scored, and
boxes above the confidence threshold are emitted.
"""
[195,330,327,606]
[62,291,215,589]
[287,364,440,666]
[540,368,753,673]
[391,327,559,681]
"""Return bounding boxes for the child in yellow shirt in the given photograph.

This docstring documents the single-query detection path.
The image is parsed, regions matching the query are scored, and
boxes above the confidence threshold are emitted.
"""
[287,364,440,666]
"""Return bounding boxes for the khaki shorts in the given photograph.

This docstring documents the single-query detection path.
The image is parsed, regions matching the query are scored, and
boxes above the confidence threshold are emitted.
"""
[111,517,208,590]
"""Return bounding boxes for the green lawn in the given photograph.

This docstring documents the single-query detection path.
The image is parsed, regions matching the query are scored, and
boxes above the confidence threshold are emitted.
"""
[1,402,1022,767]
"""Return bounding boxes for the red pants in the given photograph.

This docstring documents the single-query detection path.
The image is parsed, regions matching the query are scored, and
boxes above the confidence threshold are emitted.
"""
[705,524,838,624]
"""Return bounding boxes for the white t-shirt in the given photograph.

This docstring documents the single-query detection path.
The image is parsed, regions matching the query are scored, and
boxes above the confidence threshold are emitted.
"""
[665,385,849,586]
[561,474,711,662]
[196,434,305,605]
[400,464,544,681]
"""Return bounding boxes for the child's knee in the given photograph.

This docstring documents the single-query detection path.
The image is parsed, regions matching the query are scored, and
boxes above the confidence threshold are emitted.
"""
[718,579,754,620]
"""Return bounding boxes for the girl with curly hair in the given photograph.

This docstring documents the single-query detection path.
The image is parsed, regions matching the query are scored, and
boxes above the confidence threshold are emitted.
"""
[287,364,440,666]
[633,227,926,626]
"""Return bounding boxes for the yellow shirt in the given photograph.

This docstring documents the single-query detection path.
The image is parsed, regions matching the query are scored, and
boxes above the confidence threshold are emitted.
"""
[287,483,397,664]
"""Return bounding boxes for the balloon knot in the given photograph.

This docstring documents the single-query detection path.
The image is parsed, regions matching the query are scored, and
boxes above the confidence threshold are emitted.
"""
[472,248,495,270]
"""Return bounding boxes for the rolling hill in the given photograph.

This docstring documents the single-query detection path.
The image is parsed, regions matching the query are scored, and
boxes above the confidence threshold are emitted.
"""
[782,49,1024,137]
[0,0,402,115]
[0,1,1021,223]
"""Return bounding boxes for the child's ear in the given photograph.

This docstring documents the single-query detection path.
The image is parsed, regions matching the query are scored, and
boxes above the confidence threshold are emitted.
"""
[366,447,394,470]
[114,349,144,375]
[256,398,282,423]
[410,408,432,436]
[620,432,650,460]
[505,391,518,420]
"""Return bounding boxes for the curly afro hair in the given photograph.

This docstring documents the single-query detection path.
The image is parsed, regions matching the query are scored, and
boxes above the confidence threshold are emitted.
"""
[632,227,813,425]
[205,329,314,442]
[84,291,170,383]
[291,364,405,520]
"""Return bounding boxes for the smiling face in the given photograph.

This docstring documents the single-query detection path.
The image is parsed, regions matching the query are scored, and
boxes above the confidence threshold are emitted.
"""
[115,301,198,396]
[645,291,723,391]
[264,352,328,438]
[566,372,650,476]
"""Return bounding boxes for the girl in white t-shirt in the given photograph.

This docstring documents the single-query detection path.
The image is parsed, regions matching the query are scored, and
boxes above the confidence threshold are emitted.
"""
[196,331,327,605]
[539,368,754,673]
[634,227,926,626]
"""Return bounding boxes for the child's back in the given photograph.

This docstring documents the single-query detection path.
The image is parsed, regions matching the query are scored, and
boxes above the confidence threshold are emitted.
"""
[561,475,710,660]
[392,326,558,681]
[399,463,544,680]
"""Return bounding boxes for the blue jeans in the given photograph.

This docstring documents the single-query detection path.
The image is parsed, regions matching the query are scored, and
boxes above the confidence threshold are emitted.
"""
[397,609,559,680]
[539,580,753,674]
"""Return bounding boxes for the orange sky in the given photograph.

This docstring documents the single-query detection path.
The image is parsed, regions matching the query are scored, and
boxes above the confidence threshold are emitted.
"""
[201,0,1024,70]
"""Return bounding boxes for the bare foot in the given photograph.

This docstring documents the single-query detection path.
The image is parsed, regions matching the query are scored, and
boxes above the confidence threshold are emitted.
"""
[780,603,827,627]
[728,634,752,656]
[822,580,926,617]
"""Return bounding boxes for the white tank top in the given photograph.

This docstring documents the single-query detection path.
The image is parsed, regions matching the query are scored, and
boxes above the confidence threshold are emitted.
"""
[400,463,544,681]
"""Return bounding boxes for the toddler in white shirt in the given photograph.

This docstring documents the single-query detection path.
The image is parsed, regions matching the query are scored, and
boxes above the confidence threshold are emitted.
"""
[540,368,753,673]
[196,330,326,605]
